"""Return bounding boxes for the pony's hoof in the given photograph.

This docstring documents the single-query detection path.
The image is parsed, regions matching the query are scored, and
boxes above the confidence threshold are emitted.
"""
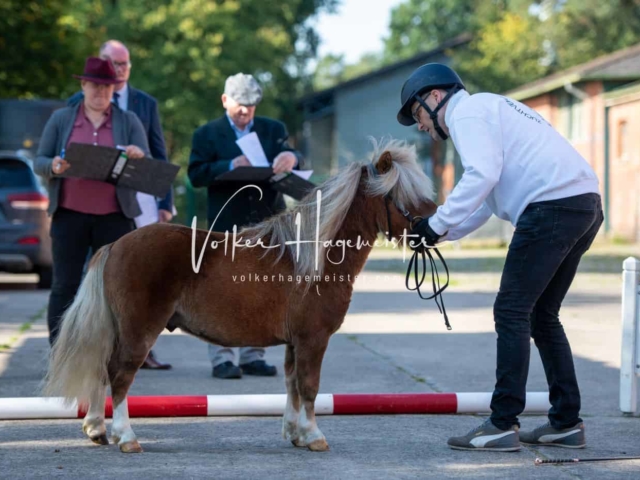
[90,434,109,445]
[283,423,302,446]
[307,438,329,451]
[119,440,143,453]
[291,437,306,448]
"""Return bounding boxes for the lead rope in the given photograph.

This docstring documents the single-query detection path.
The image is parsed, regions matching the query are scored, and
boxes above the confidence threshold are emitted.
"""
[405,245,452,330]
[383,196,451,330]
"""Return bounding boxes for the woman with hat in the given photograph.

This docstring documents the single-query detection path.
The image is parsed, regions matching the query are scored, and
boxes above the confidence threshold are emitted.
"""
[35,57,149,346]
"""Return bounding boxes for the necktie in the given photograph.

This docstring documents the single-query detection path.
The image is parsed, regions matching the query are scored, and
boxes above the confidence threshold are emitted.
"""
[112,92,120,107]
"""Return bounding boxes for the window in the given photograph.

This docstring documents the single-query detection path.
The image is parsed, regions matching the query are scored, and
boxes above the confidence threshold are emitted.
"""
[558,91,585,142]
[569,99,584,141]
[0,159,34,188]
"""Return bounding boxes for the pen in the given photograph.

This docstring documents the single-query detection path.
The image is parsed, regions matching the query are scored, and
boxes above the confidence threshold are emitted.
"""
[54,148,66,174]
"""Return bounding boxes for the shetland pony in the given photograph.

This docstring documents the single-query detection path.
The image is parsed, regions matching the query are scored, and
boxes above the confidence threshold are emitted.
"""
[44,139,437,453]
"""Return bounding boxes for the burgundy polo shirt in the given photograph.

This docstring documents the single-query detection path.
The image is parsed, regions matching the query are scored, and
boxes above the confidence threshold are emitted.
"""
[59,104,120,215]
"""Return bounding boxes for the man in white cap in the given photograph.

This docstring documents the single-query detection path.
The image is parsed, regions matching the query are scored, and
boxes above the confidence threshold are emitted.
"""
[189,73,302,379]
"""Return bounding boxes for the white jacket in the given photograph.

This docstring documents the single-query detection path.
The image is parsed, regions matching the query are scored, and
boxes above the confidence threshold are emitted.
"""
[429,90,600,241]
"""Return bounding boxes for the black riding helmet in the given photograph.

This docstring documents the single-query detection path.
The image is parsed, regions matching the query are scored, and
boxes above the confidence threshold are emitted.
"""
[397,63,465,140]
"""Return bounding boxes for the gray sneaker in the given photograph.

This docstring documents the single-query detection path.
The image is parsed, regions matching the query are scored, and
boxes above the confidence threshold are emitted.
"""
[520,421,585,448]
[447,418,521,451]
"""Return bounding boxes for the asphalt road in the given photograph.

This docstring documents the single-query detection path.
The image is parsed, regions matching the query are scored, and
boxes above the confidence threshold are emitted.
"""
[1,268,639,479]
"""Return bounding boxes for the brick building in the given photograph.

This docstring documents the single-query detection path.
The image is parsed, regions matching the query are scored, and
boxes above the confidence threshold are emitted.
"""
[298,41,640,241]
[506,44,640,241]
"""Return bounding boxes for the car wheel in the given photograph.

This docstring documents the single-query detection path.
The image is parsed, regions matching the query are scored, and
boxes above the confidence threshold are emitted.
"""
[36,266,53,289]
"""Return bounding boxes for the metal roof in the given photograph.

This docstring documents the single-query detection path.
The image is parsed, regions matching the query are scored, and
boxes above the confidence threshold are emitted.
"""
[506,43,640,100]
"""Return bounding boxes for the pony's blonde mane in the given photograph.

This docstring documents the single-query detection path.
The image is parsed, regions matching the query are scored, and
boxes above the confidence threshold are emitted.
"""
[365,138,434,211]
[244,138,434,280]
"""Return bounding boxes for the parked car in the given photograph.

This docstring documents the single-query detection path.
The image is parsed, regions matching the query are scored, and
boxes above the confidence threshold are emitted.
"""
[0,150,52,288]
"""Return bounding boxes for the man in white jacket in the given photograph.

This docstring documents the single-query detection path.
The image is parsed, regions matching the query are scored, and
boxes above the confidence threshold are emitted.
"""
[398,64,603,452]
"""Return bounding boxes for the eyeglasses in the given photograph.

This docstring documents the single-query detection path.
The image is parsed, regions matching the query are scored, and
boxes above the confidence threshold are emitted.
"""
[111,61,131,69]
[411,91,432,122]
[411,103,423,123]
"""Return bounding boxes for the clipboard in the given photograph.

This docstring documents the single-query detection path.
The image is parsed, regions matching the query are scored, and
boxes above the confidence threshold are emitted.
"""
[60,143,179,198]
[212,166,275,184]
[269,172,315,200]
[213,167,316,201]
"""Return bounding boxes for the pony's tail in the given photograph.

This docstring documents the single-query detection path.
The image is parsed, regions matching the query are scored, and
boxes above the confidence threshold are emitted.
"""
[43,244,117,406]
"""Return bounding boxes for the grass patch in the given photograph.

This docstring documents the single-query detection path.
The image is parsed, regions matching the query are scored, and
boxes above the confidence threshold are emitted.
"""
[0,306,46,351]
[19,322,32,333]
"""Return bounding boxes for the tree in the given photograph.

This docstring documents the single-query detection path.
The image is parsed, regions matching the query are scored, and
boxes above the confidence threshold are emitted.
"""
[539,0,640,68]
[312,54,346,91]
[312,52,382,91]
[342,53,383,81]
[1,0,337,158]
[3,0,337,225]
[384,0,640,94]
[453,11,548,93]
[0,0,106,99]
[383,0,477,62]
[103,0,337,159]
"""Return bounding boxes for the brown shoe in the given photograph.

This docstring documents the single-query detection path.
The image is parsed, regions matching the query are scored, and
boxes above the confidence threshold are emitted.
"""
[140,350,172,370]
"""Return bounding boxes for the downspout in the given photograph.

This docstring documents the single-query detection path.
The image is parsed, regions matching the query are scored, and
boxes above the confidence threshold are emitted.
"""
[563,82,589,101]
[604,104,610,234]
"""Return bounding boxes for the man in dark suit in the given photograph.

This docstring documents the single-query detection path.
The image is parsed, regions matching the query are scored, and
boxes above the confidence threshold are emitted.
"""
[188,73,301,379]
[68,40,173,370]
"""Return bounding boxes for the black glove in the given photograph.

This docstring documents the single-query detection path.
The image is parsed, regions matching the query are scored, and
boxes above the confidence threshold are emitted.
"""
[410,218,441,250]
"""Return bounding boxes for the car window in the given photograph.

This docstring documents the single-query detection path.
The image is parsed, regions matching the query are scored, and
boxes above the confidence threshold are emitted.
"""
[0,159,34,188]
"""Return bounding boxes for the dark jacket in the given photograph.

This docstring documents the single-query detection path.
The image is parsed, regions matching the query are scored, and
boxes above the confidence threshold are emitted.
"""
[188,115,302,231]
[68,85,173,212]
[35,102,150,219]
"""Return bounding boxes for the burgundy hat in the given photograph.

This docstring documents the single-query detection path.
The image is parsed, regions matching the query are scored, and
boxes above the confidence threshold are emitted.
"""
[73,57,118,85]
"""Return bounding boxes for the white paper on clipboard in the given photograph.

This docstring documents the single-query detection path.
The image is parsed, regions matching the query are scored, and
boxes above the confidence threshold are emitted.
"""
[236,132,270,167]
[292,170,313,180]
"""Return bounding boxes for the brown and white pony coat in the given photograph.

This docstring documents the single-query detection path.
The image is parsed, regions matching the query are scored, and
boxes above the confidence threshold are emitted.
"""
[44,139,437,453]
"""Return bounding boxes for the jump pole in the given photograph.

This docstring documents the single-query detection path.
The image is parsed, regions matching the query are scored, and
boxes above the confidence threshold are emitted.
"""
[0,392,550,420]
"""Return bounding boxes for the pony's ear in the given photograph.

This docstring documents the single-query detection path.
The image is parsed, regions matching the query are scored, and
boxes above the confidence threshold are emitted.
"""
[376,151,393,174]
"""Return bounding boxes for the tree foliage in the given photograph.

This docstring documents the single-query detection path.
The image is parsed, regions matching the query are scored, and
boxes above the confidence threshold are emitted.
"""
[312,52,382,91]
[538,0,640,69]
[382,0,640,93]
[383,0,476,61]
[1,0,337,158]
[0,0,106,98]
[454,11,548,93]
[105,0,338,156]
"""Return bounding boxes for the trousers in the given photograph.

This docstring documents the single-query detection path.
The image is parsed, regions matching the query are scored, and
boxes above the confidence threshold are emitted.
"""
[490,193,603,430]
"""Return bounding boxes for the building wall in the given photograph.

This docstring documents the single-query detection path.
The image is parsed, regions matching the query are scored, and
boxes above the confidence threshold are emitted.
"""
[302,114,335,180]
[517,82,640,241]
[332,55,454,173]
[608,98,640,241]
[520,82,606,196]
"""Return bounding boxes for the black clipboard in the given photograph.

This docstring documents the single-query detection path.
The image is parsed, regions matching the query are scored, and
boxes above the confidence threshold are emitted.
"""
[213,167,315,201]
[60,143,179,198]
[269,172,315,200]
[212,166,275,184]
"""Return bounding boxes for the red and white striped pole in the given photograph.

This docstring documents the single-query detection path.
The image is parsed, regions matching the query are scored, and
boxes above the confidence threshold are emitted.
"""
[0,393,550,420]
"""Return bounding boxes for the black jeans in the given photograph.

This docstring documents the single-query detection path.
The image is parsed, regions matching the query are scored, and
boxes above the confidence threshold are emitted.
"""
[47,208,134,345]
[490,193,604,430]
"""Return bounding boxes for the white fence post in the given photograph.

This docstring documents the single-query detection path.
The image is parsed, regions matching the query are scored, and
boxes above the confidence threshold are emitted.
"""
[620,257,640,414]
